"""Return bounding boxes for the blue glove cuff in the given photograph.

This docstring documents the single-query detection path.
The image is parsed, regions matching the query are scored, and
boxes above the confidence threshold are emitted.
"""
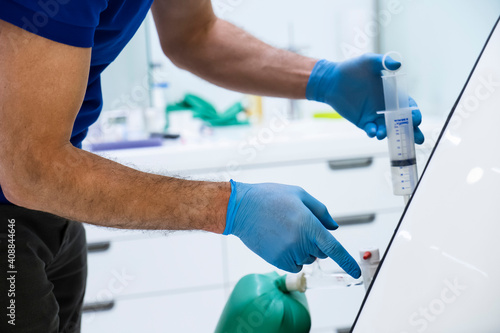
[223,179,238,235]
[306,59,337,103]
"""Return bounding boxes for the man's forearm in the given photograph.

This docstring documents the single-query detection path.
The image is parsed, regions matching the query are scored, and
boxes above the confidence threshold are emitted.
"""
[11,146,230,234]
[170,18,318,99]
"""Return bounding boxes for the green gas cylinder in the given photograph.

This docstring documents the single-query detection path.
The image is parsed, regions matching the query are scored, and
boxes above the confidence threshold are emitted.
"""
[215,272,311,333]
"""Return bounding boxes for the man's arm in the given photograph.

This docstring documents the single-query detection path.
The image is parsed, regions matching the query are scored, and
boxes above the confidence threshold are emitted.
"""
[151,0,425,143]
[151,0,317,99]
[0,20,229,233]
[0,17,361,277]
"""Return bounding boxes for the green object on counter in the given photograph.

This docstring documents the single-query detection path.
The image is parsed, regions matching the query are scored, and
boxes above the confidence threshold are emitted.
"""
[166,93,249,128]
[312,111,343,119]
[215,272,311,333]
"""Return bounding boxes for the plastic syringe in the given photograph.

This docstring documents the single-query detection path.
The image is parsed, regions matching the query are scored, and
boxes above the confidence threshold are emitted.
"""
[378,52,419,204]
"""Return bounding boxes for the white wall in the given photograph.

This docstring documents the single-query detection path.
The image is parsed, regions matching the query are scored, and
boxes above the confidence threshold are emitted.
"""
[379,0,500,120]
[145,0,376,114]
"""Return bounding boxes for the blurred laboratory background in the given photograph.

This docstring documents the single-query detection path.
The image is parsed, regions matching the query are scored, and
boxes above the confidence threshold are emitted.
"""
[99,0,500,123]
[81,1,500,332]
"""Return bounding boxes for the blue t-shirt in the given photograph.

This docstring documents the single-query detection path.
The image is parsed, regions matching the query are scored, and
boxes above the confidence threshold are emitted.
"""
[0,0,153,204]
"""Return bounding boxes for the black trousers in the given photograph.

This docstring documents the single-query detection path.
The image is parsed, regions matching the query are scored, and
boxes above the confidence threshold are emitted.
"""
[0,205,87,333]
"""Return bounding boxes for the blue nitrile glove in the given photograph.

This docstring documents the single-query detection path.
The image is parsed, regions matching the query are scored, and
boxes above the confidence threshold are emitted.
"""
[224,180,361,278]
[306,53,424,144]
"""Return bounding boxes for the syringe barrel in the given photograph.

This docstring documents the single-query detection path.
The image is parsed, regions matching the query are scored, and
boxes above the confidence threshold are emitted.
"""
[391,164,418,196]
[383,108,418,196]
[384,109,416,160]
[380,68,419,196]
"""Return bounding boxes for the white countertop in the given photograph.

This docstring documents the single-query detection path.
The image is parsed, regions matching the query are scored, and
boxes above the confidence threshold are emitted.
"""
[85,118,444,173]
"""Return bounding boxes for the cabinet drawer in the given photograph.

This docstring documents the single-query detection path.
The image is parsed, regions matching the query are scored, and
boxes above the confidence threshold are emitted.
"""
[190,156,403,216]
[333,209,403,257]
[82,288,226,333]
[84,232,224,303]
[307,285,366,331]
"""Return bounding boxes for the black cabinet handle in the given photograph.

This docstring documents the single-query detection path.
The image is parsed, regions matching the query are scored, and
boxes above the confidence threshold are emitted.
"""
[87,241,111,253]
[336,327,351,333]
[335,213,376,226]
[328,157,373,170]
[82,300,115,313]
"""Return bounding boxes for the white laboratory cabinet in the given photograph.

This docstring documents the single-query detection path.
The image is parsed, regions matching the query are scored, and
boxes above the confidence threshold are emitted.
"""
[81,119,439,333]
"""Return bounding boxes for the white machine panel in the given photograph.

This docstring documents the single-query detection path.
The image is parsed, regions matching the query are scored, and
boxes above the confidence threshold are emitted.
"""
[352,17,500,333]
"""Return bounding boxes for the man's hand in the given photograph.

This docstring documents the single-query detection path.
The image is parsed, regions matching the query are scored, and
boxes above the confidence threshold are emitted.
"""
[224,181,361,277]
[306,54,425,144]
